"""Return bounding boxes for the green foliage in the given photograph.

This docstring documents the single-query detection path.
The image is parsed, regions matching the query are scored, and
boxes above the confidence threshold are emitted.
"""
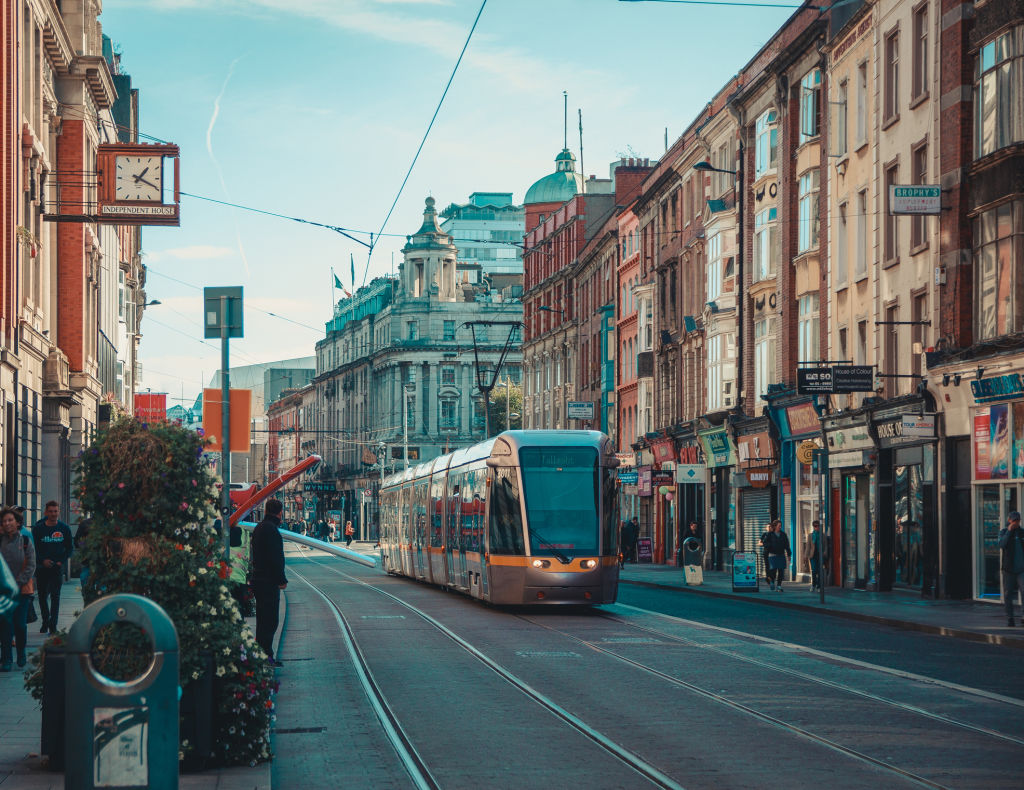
[26,418,277,767]
[488,380,523,433]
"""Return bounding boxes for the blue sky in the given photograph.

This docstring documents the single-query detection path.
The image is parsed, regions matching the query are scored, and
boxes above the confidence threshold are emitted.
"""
[102,0,798,406]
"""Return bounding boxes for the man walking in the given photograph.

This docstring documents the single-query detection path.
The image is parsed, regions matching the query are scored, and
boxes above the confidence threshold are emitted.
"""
[765,519,792,592]
[33,501,73,635]
[999,510,1024,627]
[805,520,825,592]
[252,498,287,667]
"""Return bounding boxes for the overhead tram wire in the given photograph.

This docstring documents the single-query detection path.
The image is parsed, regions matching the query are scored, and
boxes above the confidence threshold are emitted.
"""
[361,0,488,288]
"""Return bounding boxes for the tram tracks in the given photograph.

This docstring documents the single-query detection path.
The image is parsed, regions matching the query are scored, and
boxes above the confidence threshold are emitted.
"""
[292,549,1013,789]
[290,555,686,790]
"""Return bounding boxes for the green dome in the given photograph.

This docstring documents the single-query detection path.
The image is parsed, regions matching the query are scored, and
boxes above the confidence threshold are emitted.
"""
[525,148,582,205]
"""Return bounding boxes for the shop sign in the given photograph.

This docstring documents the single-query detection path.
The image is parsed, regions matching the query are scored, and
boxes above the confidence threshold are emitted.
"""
[832,365,876,393]
[732,551,759,591]
[737,431,774,469]
[971,373,1024,404]
[826,425,873,451]
[618,469,638,484]
[676,464,705,484]
[622,484,638,496]
[785,402,820,436]
[747,469,771,488]
[796,439,819,464]
[638,466,652,497]
[637,537,654,563]
[830,450,867,468]
[876,414,934,447]
[797,367,833,394]
[973,403,1024,480]
[652,438,675,467]
[615,452,636,468]
[678,444,705,465]
[889,184,941,215]
[698,428,735,468]
[567,401,595,420]
[901,414,936,437]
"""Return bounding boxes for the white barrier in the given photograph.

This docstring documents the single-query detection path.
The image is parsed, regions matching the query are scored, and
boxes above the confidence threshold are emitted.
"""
[238,522,378,569]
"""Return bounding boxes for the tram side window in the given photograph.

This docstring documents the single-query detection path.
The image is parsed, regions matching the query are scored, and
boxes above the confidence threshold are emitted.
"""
[448,481,462,551]
[430,477,444,548]
[489,468,525,555]
[416,482,429,547]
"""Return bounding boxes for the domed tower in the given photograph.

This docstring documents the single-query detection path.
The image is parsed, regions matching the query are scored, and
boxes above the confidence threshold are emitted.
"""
[400,196,458,302]
[524,147,583,233]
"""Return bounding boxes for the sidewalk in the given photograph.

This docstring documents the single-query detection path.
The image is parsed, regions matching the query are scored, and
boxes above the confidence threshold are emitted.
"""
[0,580,272,789]
[618,562,1024,649]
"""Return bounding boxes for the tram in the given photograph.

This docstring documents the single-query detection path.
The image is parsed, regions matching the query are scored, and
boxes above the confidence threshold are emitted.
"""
[378,430,620,605]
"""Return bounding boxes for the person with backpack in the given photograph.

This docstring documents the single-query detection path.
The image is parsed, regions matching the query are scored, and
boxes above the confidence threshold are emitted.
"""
[1,507,36,670]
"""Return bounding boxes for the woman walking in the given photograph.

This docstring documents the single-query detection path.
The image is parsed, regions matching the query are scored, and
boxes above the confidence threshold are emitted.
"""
[765,519,792,592]
[0,506,36,670]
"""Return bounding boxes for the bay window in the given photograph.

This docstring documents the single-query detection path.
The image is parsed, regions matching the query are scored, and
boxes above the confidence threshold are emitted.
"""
[975,199,1024,340]
[754,207,778,281]
[755,109,778,177]
[754,318,777,404]
[798,170,820,253]
[798,294,820,363]
[707,233,723,301]
[975,28,1024,158]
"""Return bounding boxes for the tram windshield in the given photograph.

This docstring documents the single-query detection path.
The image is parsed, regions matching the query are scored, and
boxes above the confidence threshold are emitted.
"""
[519,447,600,558]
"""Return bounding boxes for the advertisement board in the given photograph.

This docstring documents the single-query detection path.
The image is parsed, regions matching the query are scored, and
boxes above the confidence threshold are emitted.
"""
[134,392,167,423]
[732,551,760,591]
[567,401,595,420]
[637,537,654,563]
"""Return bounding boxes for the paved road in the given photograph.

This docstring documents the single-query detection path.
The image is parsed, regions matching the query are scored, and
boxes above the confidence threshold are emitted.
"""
[270,549,1021,789]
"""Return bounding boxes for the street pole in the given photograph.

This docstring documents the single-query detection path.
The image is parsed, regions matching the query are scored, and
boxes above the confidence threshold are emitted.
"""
[403,388,410,471]
[506,376,510,432]
[220,295,231,562]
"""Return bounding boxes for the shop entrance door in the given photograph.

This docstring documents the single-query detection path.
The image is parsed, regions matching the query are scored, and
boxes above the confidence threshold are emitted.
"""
[975,484,1020,599]
[842,473,871,588]
[894,464,925,588]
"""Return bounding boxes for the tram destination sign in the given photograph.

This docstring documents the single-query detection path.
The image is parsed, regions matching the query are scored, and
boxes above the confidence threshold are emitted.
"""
[797,365,875,395]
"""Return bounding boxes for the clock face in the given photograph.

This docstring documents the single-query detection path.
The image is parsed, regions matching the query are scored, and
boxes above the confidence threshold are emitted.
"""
[114,155,163,202]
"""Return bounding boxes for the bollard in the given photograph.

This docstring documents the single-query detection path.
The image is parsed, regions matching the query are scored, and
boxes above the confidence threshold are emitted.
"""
[64,594,179,790]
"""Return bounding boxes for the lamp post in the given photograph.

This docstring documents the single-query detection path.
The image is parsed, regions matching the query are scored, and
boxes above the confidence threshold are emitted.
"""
[538,305,567,430]
[403,384,414,470]
[693,149,745,410]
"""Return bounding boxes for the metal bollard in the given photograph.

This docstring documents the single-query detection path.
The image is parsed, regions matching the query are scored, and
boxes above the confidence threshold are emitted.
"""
[64,594,179,790]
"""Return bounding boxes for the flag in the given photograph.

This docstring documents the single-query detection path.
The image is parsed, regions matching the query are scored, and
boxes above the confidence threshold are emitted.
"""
[333,272,343,290]
[350,253,356,288]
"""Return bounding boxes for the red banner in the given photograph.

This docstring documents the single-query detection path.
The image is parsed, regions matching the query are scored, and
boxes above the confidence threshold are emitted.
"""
[134,392,167,423]
[974,410,991,480]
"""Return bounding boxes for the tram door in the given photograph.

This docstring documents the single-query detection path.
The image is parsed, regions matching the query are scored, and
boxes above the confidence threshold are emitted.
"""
[447,480,468,589]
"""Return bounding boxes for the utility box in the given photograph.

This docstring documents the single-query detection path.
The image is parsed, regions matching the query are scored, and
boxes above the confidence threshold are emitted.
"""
[64,594,179,790]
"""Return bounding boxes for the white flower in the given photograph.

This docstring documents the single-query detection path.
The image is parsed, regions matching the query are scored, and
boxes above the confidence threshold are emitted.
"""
[191,671,200,680]
[198,568,207,574]
[216,666,226,677]
[210,606,217,615]
[196,601,204,608]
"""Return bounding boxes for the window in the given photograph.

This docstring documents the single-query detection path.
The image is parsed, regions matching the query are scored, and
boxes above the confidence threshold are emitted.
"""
[798,170,820,253]
[912,292,927,378]
[706,333,735,411]
[707,233,723,301]
[835,80,848,156]
[884,304,899,398]
[884,29,900,122]
[439,399,458,429]
[884,163,899,263]
[714,142,732,195]
[754,318,777,404]
[975,200,1024,340]
[755,109,778,177]
[856,320,868,367]
[754,207,778,281]
[912,3,928,101]
[407,320,418,340]
[975,28,1024,158]
[911,143,928,250]
[798,294,820,363]
[856,189,869,277]
[856,61,868,146]
[800,68,822,143]
[406,394,416,430]
[443,320,455,340]
[441,365,456,385]
[836,202,848,286]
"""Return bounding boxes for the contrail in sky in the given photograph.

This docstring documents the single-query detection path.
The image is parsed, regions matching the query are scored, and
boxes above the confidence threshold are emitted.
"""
[206,57,251,276]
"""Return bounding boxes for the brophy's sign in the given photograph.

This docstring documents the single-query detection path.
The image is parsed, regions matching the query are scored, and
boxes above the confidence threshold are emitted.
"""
[889,185,941,215]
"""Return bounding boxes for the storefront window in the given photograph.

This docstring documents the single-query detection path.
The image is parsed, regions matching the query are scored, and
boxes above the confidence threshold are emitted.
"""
[796,460,821,577]
[976,485,1002,597]
[894,465,924,587]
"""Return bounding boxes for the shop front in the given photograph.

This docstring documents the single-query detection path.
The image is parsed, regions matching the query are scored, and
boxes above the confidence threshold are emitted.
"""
[734,423,778,580]
[970,373,1024,601]
[769,398,823,581]
[652,467,675,564]
[616,451,639,525]
[674,436,707,562]
[869,397,938,594]
[697,423,736,571]
[823,413,875,589]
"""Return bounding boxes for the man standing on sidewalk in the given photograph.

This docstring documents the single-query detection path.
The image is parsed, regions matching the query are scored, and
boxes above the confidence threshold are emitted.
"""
[999,510,1024,627]
[252,498,287,666]
[32,501,73,635]
[805,520,825,592]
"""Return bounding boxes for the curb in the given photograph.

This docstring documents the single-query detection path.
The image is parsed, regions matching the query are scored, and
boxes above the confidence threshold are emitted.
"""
[620,577,1024,650]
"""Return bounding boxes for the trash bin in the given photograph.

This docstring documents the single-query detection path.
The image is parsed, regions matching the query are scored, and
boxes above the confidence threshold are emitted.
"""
[64,594,179,790]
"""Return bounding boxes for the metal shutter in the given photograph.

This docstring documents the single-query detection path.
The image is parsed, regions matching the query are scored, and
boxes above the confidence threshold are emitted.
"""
[740,488,773,579]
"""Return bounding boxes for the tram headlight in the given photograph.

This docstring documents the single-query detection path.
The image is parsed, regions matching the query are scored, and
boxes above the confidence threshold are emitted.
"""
[531,559,551,569]
[580,559,597,569]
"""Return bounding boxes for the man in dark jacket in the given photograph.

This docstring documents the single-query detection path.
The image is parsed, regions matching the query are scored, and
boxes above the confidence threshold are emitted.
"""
[33,500,73,635]
[252,498,287,667]
[999,510,1024,627]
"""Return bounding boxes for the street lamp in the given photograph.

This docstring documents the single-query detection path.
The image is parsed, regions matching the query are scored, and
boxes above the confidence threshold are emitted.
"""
[403,384,414,470]
[538,305,565,315]
[142,299,162,307]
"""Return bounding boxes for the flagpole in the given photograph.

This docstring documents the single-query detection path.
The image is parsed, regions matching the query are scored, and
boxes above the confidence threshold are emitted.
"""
[330,267,337,326]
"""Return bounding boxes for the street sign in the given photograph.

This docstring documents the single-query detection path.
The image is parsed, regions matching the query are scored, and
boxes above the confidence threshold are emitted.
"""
[889,184,941,215]
[832,365,875,393]
[797,367,833,394]
[567,401,594,420]
[618,470,638,484]
[304,482,335,492]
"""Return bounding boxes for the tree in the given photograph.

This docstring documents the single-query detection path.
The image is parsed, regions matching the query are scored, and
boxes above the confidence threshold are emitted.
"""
[27,418,276,767]
[488,380,523,434]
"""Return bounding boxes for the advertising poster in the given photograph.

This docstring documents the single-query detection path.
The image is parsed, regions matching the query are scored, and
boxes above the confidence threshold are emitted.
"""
[93,706,148,787]
[1014,403,1024,479]
[732,551,759,591]
[637,537,654,563]
[638,467,652,497]
[974,411,991,480]
[990,403,1009,479]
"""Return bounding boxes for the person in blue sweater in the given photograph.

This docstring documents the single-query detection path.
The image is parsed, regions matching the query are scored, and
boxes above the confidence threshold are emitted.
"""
[32,500,73,635]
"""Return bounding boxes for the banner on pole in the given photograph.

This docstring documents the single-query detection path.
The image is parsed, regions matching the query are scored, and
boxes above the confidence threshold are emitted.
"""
[202,389,252,452]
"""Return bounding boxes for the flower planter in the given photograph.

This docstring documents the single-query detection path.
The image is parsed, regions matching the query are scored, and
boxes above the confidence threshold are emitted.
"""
[39,643,66,770]
[179,650,214,772]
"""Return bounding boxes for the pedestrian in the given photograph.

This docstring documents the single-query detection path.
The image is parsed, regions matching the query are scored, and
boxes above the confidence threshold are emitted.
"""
[621,518,639,563]
[32,500,73,635]
[999,510,1024,627]
[682,521,703,566]
[805,519,825,591]
[0,507,35,670]
[344,520,355,546]
[759,522,773,588]
[252,498,287,667]
[765,519,792,592]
